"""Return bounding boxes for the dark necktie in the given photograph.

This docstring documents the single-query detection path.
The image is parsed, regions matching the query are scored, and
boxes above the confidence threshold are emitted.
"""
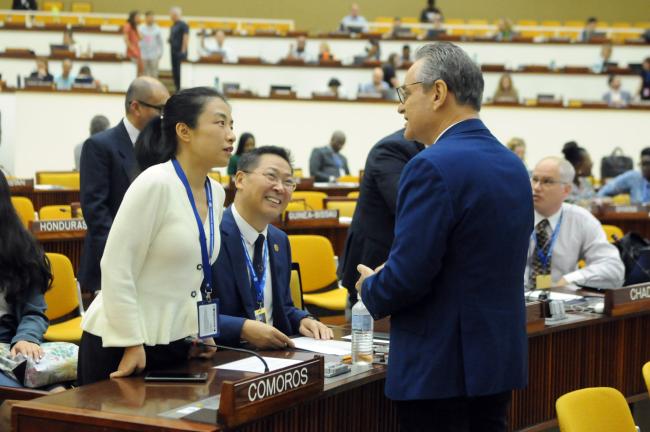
[253,234,265,281]
[530,219,551,287]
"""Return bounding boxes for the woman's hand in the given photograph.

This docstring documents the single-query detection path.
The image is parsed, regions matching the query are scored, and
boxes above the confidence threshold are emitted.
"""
[11,341,44,362]
[110,345,146,379]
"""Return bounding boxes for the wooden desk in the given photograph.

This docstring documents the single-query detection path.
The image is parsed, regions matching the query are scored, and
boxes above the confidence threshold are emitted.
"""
[10,187,80,211]
[34,230,85,274]
[11,310,650,431]
[594,209,650,239]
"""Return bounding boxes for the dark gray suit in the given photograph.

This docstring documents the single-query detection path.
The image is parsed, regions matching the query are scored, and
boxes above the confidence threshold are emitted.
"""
[309,146,350,182]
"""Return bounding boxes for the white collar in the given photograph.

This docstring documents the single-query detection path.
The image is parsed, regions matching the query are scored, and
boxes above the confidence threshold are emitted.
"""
[432,118,470,145]
[122,117,140,145]
[231,204,268,246]
[534,203,564,231]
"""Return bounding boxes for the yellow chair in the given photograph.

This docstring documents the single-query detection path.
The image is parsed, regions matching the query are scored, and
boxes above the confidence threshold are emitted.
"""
[282,199,307,218]
[36,171,80,189]
[11,197,35,228]
[291,191,328,210]
[289,264,304,310]
[556,387,637,432]
[288,235,347,313]
[71,1,92,12]
[39,205,72,220]
[347,191,359,199]
[613,194,631,205]
[220,174,230,187]
[207,171,221,183]
[42,1,63,11]
[326,200,357,218]
[643,361,650,395]
[293,168,304,178]
[337,175,359,183]
[516,19,538,26]
[43,253,84,343]
[602,225,624,243]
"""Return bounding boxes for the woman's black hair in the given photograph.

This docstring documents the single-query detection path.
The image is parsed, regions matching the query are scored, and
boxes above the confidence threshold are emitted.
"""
[135,86,228,172]
[0,171,52,304]
[127,10,139,33]
[235,132,255,156]
[562,141,589,184]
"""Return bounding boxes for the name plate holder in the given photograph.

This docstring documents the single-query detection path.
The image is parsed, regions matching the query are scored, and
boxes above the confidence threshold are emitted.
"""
[604,283,650,316]
[526,301,545,333]
[284,210,339,227]
[218,356,324,428]
[30,218,87,234]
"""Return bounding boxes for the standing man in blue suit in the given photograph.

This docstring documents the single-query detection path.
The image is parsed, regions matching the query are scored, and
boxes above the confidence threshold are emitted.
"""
[79,77,169,294]
[212,146,333,348]
[356,43,533,431]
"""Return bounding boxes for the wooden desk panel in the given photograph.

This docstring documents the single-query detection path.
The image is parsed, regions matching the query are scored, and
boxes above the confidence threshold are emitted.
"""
[35,231,85,274]
[595,211,650,240]
[11,188,80,211]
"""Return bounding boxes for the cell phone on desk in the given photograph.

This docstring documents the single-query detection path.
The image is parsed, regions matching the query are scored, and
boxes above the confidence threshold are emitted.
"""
[144,371,208,382]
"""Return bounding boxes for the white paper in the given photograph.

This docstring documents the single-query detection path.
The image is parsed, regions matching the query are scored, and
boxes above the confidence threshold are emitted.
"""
[292,337,351,355]
[341,335,389,344]
[525,291,583,301]
[214,356,302,373]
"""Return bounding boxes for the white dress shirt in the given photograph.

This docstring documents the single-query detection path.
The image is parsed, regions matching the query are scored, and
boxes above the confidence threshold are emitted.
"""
[525,202,625,289]
[231,204,274,325]
[122,117,140,145]
[82,161,225,346]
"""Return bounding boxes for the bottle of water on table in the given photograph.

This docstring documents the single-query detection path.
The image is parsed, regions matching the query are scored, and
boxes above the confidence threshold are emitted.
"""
[351,299,373,365]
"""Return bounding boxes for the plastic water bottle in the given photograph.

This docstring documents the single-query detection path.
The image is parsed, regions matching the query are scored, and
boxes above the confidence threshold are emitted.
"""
[351,299,373,365]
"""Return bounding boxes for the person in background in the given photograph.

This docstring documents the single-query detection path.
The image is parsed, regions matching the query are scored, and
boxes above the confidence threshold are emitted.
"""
[318,42,334,62]
[340,3,369,33]
[139,11,163,78]
[580,17,599,42]
[74,115,111,171]
[309,131,349,182]
[200,30,235,62]
[287,36,311,62]
[359,67,390,97]
[12,0,36,10]
[29,58,53,82]
[507,137,527,164]
[169,7,189,91]
[78,87,234,385]
[55,59,75,90]
[562,141,595,202]
[386,17,411,39]
[598,147,650,203]
[527,157,624,289]
[212,146,332,348]
[382,53,400,88]
[327,77,342,97]
[62,29,79,56]
[495,18,515,41]
[639,57,650,101]
[124,11,143,77]
[339,129,423,309]
[0,170,51,388]
[364,38,381,61]
[420,0,442,23]
[593,43,615,73]
[227,132,256,175]
[603,74,632,107]
[401,44,412,66]
[493,73,519,102]
[74,65,99,88]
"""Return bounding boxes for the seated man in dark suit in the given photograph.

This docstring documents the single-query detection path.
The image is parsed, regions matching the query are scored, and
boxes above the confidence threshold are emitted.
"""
[309,131,350,182]
[212,146,333,349]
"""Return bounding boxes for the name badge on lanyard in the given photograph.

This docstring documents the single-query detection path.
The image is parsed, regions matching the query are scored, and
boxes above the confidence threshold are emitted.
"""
[532,212,563,290]
[241,237,268,323]
[172,159,219,338]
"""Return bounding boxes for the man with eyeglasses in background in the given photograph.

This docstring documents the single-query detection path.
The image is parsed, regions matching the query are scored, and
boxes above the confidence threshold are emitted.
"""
[211,146,333,349]
[598,147,650,204]
[527,157,624,291]
[79,76,169,297]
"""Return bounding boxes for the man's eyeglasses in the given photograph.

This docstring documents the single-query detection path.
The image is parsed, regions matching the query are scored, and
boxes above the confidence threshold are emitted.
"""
[244,170,297,191]
[530,176,567,187]
[133,100,165,112]
[396,81,423,104]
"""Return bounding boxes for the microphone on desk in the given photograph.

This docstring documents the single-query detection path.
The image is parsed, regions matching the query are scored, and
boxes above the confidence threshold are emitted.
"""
[185,337,270,373]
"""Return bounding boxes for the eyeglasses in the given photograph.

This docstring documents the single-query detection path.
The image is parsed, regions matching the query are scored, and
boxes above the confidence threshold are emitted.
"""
[133,100,165,112]
[244,170,297,191]
[530,176,567,187]
[396,81,423,104]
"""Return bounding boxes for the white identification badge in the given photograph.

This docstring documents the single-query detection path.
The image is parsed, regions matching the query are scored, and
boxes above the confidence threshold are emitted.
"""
[254,307,267,324]
[197,300,219,338]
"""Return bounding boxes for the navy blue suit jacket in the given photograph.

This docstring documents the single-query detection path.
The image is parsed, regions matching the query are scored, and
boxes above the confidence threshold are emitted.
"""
[212,208,309,346]
[79,121,137,292]
[361,119,533,400]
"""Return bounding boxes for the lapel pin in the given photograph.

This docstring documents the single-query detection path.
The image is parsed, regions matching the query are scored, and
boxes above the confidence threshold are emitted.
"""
[274,244,279,252]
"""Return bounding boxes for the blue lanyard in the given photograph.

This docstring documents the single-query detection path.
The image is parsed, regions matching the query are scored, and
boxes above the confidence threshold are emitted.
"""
[241,236,268,307]
[171,159,215,300]
[532,212,563,272]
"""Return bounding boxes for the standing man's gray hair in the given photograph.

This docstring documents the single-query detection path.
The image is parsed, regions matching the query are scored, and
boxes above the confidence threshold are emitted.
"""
[414,42,484,111]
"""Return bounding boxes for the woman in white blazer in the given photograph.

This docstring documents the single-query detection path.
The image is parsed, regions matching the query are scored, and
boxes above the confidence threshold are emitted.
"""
[78,87,236,385]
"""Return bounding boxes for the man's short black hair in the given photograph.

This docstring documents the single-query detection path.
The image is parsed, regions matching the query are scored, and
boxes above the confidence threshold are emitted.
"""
[641,147,650,158]
[237,145,293,173]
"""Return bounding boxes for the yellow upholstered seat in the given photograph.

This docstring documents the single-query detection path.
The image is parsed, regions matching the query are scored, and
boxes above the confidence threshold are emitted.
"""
[36,171,80,189]
[289,266,304,310]
[612,194,631,205]
[11,197,35,228]
[556,387,636,432]
[326,200,357,218]
[347,191,359,199]
[42,1,63,11]
[71,1,92,12]
[337,175,359,183]
[290,191,328,210]
[288,235,346,313]
[602,224,623,243]
[39,205,72,220]
[293,168,304,178]
[207,171,221,182]
[643,361,650,396]
[43,253,84,343]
